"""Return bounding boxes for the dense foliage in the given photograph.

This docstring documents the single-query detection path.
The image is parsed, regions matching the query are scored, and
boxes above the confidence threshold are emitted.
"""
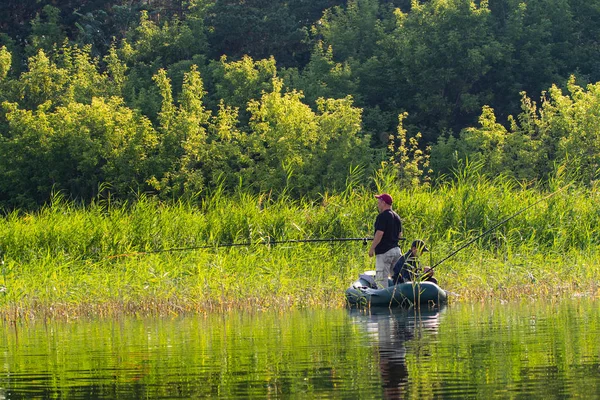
[0,175,598,317]
[1,0,600,208]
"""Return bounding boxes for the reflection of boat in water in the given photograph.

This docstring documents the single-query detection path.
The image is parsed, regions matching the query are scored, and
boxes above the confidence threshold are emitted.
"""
[348,307,443,338]
[349,307,443,399]
[345,272,448,308]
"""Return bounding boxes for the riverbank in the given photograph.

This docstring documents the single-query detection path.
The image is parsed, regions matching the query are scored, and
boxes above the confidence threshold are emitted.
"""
[2,245,598,322]
[1,178,599,321]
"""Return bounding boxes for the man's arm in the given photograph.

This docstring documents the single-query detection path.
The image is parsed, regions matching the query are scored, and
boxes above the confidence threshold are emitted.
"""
[369,230,384,257]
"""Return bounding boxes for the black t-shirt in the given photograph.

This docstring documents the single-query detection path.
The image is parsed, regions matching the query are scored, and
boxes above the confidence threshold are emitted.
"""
[374,209,402,254]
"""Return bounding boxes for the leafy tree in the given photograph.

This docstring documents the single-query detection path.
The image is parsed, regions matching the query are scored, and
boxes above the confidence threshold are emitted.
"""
[482,0,577,123]
[72,8,112,55]
[17,50,71,110]
[205,0,336,68]
[282,42,358,107]
[25,5,67,58]
[0,98,158,207]
[460,106,510,177]
[539,78,600,183]
[54,45,114,104]
[432,101,541,182]
[118,9,209,120]
[4,0,600,207]
[0,34,24,77]
[568,0,600,83]
[15,45,120,111]
[312,95,373,190]
[149,66,211,198]
[301,0,390,111]
[428,132,462,179]
[312,0,384,62]
[123,10,207,66]
[384,112,431,187]
[209,55,277,123]
[245,78,320,193]
[380,0,505,140]
[103,46,129,97]
[245,78,372,194]
[0,102,55,208]
[0,47,11,82]
[202,101,248,189]
[432,76,600,185]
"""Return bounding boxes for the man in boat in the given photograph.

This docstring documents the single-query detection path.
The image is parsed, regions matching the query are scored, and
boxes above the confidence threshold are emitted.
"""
[368,193,403,288]
[391,239,437,284]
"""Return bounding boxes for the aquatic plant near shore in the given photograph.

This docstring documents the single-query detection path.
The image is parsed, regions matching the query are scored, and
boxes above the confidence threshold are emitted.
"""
[0,176,599,320]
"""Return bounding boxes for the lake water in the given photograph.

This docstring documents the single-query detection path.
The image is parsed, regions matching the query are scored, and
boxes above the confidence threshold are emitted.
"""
[1,298,599,399]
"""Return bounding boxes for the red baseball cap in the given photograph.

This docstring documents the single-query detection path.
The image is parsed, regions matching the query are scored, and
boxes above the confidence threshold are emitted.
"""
[375,193,393,205]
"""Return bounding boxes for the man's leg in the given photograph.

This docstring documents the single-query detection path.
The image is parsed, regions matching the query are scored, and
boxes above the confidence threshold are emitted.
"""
[375,254,388,288]
[375,248,401,288]
[386,247,401,286]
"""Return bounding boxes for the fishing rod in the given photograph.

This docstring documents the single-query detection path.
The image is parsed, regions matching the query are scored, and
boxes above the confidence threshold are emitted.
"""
[108,236,376,258]
[427,183,573,272]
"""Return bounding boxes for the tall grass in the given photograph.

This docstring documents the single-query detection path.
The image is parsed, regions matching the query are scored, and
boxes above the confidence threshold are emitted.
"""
[1,173,600,320]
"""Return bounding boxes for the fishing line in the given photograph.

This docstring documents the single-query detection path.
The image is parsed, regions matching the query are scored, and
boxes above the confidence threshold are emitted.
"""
[426,183,573,273]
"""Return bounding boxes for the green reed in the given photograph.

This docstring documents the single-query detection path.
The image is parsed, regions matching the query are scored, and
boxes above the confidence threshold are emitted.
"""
[1,174,599,320]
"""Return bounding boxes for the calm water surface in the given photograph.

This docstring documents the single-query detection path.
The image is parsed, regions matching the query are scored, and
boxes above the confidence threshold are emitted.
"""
[1,298,600,399]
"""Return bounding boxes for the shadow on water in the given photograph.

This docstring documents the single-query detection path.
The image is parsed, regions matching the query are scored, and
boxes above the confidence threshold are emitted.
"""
[348,306,444,399]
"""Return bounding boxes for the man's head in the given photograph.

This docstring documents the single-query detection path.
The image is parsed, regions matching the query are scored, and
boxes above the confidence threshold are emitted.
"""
[375,193,393,211]
[411,239,429,255]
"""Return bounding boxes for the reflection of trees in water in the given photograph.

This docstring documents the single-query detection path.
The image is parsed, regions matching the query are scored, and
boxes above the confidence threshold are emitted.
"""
[349,307,443,399]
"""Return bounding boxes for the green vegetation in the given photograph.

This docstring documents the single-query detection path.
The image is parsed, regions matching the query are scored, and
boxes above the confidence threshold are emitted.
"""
[2,1,600,208]
[1,171,599,320]
[2,1,600,318]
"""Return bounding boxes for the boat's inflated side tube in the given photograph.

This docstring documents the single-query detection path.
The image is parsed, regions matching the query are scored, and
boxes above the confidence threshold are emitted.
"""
[346,281,447,308]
